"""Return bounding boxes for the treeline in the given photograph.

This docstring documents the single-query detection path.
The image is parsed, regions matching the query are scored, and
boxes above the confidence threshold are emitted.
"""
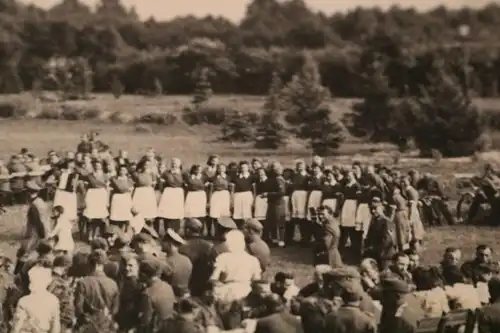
[3,0,500,96]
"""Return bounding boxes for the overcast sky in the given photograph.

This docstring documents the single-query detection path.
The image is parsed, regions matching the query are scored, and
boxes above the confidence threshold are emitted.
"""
[24,0,493,22]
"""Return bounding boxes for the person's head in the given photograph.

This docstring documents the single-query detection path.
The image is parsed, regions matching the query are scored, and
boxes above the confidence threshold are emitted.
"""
[262,293,285,315]
[360,258,380,282]
[239,161,250,174]
[51,205,64,220]
[257,168,267,181]
[122,253,139,279]
[28,266,53,293]
[118,165,128,177]
[251,158,262,171]
[476,245,493,264]
[52,254,72,277]
[243,219,263,240]
[392,252,410,274]
[190,164,201,176]
[405,249,420,271]
[216,163,227,175]
[273,272,295,295]
[171,157,181,169]
[325,170,336,183]
[371,199,384,217]
[317,205,335,223]
[443,247,461,266]
[131,233,155,255]
[271,162,283,176]
[311,163,321,175]
[88,249,107,272]
[184,218,204,237]
[90,237,109,252]
[295,160,306,172]
[162,229,185,254]
[119,149,127,158]
[81,134,89,142]
[207,155,219,167]
[225,230,246,253]
[139,258,161,284]
[251,280,271,297]
[145,147,155,160]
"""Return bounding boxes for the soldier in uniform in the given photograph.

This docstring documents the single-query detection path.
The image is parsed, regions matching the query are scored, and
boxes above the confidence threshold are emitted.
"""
[24,180,51,249]
[323,282,377,333]
[477,276,500,333]
[137,258,176,333]
[461,244,500,286]
[180,218,214,297]
[210,217,238,261]
[379,278,424,333]
[48,254,75,332]
[253,293,303,333]
[74,249,119,332]
[162,228,192,298]
[243,219,271,273]
[263,162,287,247]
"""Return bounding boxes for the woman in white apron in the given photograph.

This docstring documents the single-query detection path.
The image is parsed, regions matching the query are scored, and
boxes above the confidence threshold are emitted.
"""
[157,157,185,234]
[184,164,208,230]
[208,163,231,237]
[402,176,425,250]
[132,160,158,223]
[355,165,373,241]
[253,168,269,223]
[109,166,134,232]
[83,161,109,241]
[231,161,254,228]
[306,163,324,242]
[53,159,79,222]
[48,205,75,256]
[289,160,309,244]
[321,170,342,215]
[339,170,362,262]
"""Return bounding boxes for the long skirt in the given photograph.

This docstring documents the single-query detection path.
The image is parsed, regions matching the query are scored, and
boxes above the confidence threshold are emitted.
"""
[322,198,337,214]
[53,189,77,221]
[158,187,185,219]
[83,188,109,219]
[253,195,268,220]
[355,203,372,239]
[185,190,207,218]
[307,190,323,220]
[341,199,357,228]
[132,186,158,219]
[284,196,291,221]
[209,190,231,218]
[233,191,253,220]
[409,201,426,241]
[110,192,133,221]
[291,190,308,219]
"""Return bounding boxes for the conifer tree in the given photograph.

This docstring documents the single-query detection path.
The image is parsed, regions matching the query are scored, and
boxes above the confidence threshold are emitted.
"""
[191,67,212,108]
[299,107,345,155]
[255,71,287,149]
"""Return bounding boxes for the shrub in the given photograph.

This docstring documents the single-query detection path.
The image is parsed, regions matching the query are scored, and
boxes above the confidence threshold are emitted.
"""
[58,105,103,121]
[108,111,135,124]
[37,105,62,119]
[182,106,229,126]
[0,101,29,119]
[136,112,177,126]
[220,111,258,142]
[134,124,153,133]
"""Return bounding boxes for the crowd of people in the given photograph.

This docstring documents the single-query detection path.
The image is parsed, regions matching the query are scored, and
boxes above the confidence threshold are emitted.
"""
[0,132,499,333]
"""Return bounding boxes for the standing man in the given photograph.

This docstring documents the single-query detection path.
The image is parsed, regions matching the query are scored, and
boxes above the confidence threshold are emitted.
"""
[263,162,287,247]
[162,229,193,298]
[244,219,271,273]
[25,181,51,250]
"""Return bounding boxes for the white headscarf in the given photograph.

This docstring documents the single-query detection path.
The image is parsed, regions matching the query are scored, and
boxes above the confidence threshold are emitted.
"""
[28,266,52,292]
[225,230,246,254]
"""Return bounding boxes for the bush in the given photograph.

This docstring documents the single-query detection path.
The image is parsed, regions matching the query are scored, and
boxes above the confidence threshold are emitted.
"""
[58,105,104,121]
[220,111,258,142]
[37,105,62,119]
[0,101,29,119]
[134,124,153,133]
[136,112,178,126]
[182,106,228,125]
[108,111,135,124]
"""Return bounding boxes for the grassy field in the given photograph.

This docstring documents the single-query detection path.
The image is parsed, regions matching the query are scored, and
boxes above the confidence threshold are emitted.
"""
[2,93,500,286]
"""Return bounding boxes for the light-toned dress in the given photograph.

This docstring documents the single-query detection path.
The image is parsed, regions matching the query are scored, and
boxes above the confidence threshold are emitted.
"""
[48,217,74,254]
[413,287,450,318]
[11,291,61,333]
[212,251,261,303]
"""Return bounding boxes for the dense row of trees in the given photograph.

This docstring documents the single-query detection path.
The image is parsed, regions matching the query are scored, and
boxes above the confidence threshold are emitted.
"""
[3,0,500,96]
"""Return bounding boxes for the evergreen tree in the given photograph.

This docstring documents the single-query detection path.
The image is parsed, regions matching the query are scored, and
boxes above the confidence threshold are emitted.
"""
[299,106,345,155]
[281,51,330,125]
[255,71,287,149]
[348,59,397,141]
[411,65,485,157]
[111,75,124,99]
[220,111,255,142]
[191,67,212,108]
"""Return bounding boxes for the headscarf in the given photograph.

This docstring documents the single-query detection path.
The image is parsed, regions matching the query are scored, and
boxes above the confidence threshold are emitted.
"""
[28,266,52,292]
[225,230,246,254]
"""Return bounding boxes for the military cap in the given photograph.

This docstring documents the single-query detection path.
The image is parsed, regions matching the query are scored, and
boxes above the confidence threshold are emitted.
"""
[139,258,162,278]
[340,281,364,302]
[382,278,411,294]
[132,232,154,245]
[163,228,186,246]
[141,224,160,240]
[217,217,237,230]
[114,233,131,247]
[184,218,204,231]
[245,218,263,231]
[53,254,72,268]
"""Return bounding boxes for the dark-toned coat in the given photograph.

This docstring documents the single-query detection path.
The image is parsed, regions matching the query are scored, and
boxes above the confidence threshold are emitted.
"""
[255,311,303,333]
[137,278,175,333]
[478,301,500,333]
[324,305,377,333]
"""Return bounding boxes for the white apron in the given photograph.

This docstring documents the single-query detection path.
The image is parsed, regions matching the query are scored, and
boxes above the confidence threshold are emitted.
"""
[53,190,77,221]
[341,199,357,227]
[307,190,323,220]
[83,188,109,219]
[214,282,252,304]
[322,198,337,214]
[253,195,268,220]
[158,187,185,219]
[209,190,231,218]
[185,190,207,218]
[355,203,372,238]
[291,190,308,219]
[110,192,133,221]
[233,191,253,220]
[132,186,158,219]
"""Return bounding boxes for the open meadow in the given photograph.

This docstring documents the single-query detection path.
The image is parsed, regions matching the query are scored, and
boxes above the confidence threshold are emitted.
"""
[2,93,500,285]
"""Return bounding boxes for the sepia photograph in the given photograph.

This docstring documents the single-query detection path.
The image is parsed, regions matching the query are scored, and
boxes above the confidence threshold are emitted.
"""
[0,0,500,332]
